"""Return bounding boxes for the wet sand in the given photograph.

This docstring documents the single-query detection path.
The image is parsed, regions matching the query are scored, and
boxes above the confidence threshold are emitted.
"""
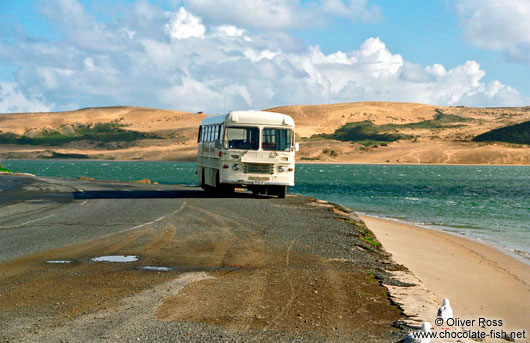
[361,215,530,333]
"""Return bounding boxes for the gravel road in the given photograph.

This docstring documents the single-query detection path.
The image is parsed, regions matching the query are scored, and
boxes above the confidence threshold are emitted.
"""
[0,175,408,342]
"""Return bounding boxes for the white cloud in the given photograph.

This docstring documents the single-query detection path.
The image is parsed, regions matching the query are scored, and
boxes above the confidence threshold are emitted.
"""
[83,57,95,70]
[0,0,528,114]
[165,7,206,40]
[243,49,279,62]
[183,0,382,29]
[0,83,51,113]
[355,37,403,76]
[322,0,382,21]
[182,0,320,30]
[212,25,251,41]
[453,0,530,62]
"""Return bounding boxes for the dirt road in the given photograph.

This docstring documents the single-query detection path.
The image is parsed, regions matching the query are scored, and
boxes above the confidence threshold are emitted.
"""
[0,176,405,342]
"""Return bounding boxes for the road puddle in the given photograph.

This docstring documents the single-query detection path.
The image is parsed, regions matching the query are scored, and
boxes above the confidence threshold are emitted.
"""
[46,260,72,264]
[90,255,139,263]
[138,266,174,272]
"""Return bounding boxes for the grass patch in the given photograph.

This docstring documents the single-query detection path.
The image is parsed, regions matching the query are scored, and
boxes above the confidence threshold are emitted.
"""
[44,152,90,159]
[0,164,12,173]
[322,148,338,157]
[0,122,161,146]
[472,120,530,145]
[382,109,471,130]
[311,120,412,144]
[360,229,382,248]
[0,132,19,144]
[307,109,471,144]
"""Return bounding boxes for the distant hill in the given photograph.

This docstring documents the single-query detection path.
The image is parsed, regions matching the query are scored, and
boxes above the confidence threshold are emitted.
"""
[0,106,206,160]
[473,121,530,145]
[1,102,529,164]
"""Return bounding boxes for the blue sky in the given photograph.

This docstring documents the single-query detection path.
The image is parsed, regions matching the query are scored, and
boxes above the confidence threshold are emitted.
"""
[1,0,530,114]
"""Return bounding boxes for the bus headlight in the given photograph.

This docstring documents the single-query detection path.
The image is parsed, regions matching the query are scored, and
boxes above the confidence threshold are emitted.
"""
[232,164,240,171]
[278,166,285,172]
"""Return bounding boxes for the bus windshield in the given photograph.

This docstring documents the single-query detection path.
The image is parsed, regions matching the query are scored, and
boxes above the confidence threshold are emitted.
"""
[226,126,259,150]
[262,128,292,151]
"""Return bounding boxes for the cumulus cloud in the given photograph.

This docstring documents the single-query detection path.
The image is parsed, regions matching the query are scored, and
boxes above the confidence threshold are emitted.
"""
[182,0,320,30]
[0,83,51,113]
[0,0,528,114]
[453,0,530,63]
[211,25,251,41]
[165,7,206,40]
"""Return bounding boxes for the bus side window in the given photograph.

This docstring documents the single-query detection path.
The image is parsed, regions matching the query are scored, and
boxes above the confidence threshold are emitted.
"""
[218,125,223,141]
[198,126,202,143]
[207,126,211,142]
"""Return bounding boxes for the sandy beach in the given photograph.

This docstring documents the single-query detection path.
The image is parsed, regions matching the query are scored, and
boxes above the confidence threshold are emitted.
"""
[361,215,530,334]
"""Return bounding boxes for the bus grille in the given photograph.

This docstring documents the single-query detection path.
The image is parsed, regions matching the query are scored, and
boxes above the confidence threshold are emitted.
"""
[243,163,274,174]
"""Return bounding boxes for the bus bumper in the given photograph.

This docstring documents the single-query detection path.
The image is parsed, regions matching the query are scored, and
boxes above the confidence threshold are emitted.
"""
[221,175,294,187]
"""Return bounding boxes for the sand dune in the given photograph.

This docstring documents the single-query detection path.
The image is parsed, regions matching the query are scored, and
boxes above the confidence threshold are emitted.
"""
[1,102,529,164]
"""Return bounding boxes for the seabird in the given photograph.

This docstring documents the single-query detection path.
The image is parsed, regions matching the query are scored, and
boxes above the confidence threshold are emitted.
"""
[437,298,453,320]
[404,322,432,343]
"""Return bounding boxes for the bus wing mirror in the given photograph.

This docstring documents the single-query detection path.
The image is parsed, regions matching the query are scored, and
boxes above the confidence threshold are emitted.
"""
[295,143,300,152]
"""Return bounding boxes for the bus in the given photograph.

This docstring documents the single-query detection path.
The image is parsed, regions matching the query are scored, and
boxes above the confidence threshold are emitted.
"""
[196,110,298,198]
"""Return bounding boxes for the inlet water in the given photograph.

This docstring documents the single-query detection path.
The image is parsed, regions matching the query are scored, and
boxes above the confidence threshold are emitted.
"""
[4,160,529,260]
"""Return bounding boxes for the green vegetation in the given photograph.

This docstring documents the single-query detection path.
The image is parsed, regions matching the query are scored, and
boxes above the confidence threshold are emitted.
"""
[309,109,471,144]
[45,152,90,159]
[360,228,382,248]
[311,120,412,144]
[0,132,19,144]
[472,120,530,145]
[323,148,338,157]
[383,109,471,130]
[0,122,161,146]
[0,164,12,173]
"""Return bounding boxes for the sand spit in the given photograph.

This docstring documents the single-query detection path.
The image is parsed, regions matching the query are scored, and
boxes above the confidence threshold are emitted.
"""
[361,215,530,337]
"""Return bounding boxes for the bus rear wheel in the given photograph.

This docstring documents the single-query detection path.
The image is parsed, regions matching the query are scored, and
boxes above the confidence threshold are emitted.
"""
[202,169,215,194]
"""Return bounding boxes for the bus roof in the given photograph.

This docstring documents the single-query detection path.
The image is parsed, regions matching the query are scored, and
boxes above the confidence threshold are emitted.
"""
[200,110,295,127]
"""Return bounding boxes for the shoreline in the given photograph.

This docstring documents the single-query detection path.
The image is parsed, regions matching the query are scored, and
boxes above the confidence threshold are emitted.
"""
[297,161,530,166]
[361,214,530,333]
[3,158,530,166]
[358,212,530,265]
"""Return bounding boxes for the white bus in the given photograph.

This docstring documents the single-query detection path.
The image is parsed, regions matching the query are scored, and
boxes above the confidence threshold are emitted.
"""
[196,110,298,198]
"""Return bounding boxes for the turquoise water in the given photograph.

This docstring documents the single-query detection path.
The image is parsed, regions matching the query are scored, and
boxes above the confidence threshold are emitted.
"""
[3,160,529,260]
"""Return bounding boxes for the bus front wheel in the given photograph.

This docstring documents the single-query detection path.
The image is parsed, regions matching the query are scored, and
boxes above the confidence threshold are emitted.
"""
[272,186,286,198]
[278,186,287,198]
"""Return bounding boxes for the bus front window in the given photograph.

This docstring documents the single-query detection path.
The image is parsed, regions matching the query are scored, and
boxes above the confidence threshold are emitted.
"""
[262,128,292,151]
[226,127,259,150]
